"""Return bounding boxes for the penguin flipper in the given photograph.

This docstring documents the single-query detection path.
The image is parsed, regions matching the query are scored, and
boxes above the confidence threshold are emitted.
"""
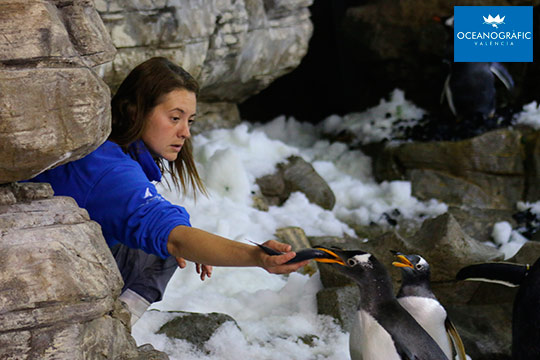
[456,262,529,287]
[445,318,467,360]
[441,75,457,116]
[490,62,514,91]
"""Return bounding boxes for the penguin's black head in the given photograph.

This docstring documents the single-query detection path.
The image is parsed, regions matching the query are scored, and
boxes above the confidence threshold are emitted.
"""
[391,251,431,280]
[314,246,380,275]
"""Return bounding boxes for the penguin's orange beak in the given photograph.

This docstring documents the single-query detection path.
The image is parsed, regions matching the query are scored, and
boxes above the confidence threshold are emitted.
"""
[392,254,414,269]
[313,247,346,266]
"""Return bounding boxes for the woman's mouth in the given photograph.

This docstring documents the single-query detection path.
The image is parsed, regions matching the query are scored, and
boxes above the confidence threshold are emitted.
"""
[171,144,182,152]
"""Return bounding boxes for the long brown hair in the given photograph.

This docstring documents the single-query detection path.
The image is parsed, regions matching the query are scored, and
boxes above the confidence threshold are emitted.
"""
[110,57,206,197]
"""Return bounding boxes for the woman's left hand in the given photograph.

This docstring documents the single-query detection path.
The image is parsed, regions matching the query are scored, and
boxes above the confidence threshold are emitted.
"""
[175,256,212,280]
[196,263,213,281]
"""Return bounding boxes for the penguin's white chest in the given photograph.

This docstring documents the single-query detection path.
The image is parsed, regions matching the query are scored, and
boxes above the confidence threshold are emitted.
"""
[349,310,401,360]
[398,296,451,358]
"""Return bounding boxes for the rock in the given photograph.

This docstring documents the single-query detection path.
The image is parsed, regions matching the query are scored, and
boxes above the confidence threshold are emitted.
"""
[96,0,313,104]
[510,240,540,265]
[447,206,516,243]
[54,0,117,67]
[522,130,540,202]
[191,101,241,135]
[406,213,504,282]
[157,311,241,352]
[316,286,359,332]
[275,226,312,249]
[256,172,287,205]
[373,129,526,210]
[134,344,170,360]
[280,156,336,210]
[0,185,165,358]
[0,0,115,184]
[410,169,523,210]
[256,156,336,210]
[446,303,513,360]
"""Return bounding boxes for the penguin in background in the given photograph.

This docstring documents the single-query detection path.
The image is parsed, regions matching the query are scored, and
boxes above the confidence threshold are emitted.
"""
[391,252,467,360]
[436,15,515,123]
[314,246,449,360]
[456,257,540,360]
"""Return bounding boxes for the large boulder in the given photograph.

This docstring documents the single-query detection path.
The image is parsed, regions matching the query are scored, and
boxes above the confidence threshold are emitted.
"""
[0,0,115,184]
[256,155,336,210]
[95,0,313,132]
[0,182,166,359]
[96,0,313,102]
[374,129,526,210]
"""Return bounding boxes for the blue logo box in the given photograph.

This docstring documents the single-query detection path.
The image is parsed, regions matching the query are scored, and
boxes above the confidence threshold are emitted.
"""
[454,6,533,62]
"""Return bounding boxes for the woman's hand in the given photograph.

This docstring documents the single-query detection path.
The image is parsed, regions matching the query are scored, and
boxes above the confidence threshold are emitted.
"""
[175,256,212,280]
[258,239,310,274]
[196,263,213,281]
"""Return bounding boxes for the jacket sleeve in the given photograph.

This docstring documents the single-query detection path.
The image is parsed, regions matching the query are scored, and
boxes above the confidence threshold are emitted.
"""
[84,163,190,259]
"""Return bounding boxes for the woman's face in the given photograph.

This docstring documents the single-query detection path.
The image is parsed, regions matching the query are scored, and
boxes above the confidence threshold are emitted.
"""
[142,88,196,162]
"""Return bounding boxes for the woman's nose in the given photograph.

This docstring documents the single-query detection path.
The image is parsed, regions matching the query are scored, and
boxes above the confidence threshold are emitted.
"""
[178,121,190,138]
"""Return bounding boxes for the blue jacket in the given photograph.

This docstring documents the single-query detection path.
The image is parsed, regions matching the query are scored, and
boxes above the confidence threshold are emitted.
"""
[29,140,191,259]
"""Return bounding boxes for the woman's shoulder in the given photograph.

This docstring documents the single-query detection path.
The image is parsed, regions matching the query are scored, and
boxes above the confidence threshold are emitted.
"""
[81,141,146,178]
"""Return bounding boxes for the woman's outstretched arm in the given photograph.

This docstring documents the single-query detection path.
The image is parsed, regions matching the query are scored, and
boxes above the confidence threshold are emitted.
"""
[167,225,309,274]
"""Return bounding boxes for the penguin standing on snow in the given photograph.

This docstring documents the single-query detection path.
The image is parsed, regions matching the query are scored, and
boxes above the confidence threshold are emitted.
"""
[457,257,540,360]
[392,252,466,360]
[314,246,449,360]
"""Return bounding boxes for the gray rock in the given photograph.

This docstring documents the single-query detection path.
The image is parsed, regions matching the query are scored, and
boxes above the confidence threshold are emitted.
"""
[448,206,516,243]
[97,0,313,103]
[157,311,241,352]
[0,190,168,358]
[410,169,523,210]
[0,0,114,184]
[316,286,359,332]
[374,129,526,210]
[280,156,336,210]
[256,156,336,210]
[408,213,504,282]
[446,303,513,360]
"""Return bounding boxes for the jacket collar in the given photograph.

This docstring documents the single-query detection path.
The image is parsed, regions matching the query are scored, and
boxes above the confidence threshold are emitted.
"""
[128,140,162,182]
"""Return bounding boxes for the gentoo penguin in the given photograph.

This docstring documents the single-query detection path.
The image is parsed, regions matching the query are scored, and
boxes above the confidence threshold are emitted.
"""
[437,16,515,120]
[457,257,540,360]
[392,252,466,360]
[315,246,449,360]
[442,62,514,119]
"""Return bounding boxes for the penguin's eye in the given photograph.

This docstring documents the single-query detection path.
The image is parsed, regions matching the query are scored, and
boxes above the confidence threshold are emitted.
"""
[347,258,359,267]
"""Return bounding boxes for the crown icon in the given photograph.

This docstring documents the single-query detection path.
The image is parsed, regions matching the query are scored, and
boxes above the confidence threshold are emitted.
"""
[483,14,505,28]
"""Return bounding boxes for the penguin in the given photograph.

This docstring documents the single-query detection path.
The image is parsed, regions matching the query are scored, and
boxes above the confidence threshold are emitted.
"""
[442,62,514,120]
[391,252,467,360]
[457,257,540,360]
[314,246,449,360]
[436,15,515,121]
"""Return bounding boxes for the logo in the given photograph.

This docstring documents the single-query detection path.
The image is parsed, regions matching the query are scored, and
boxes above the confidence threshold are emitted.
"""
[483,14,505,28]
[454,6,533,62]
[143,187,153,199]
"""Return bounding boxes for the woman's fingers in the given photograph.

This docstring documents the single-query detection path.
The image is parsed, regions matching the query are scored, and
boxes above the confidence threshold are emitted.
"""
[175,256,187,268]
[195,263,213,281]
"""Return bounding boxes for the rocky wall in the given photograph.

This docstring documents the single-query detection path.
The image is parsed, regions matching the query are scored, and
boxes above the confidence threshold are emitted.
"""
[95,0,314,132]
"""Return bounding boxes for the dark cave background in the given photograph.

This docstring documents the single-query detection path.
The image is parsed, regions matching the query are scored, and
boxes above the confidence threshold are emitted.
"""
[239,1,540,125]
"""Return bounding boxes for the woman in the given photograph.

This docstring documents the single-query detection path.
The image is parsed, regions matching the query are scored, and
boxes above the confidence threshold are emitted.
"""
[30,57,308,325]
